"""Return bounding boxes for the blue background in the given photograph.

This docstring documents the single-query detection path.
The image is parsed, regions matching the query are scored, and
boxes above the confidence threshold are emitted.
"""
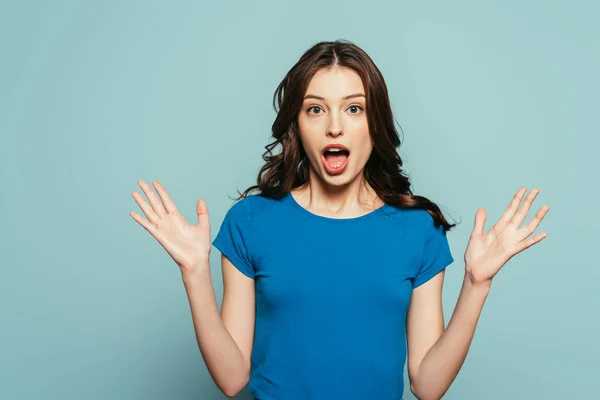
[1,1,597,398]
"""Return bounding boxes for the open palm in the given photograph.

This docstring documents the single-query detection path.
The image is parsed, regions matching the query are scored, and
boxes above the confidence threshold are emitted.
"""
[129,180,211,273]
[464,188,549,285]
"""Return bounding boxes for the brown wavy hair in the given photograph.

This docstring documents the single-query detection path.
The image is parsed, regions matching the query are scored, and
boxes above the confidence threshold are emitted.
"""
[237,39,456,232]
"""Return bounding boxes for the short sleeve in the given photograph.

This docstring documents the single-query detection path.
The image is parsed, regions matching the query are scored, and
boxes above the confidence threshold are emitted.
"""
[413,216,454,288]
[212,198,255,279]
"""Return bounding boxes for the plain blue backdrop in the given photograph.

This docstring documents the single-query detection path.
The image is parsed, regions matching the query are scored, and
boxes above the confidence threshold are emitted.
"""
[1,1,598,399]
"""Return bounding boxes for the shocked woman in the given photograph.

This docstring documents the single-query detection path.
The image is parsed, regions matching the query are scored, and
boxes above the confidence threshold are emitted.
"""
[130,40,549,400]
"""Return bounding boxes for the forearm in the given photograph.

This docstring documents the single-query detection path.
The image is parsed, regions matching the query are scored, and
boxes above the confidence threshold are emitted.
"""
[181,261,248,397]
[411,273,491,400]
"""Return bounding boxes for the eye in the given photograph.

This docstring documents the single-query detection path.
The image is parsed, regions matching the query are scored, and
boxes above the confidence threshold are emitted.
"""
[348,105,363,114]
[307,106,323,115]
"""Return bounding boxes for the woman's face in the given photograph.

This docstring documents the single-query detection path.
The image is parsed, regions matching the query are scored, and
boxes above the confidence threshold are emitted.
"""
[297,66,373,187]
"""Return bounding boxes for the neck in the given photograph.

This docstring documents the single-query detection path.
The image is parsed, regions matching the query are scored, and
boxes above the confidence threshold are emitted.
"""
[291,167,383,218]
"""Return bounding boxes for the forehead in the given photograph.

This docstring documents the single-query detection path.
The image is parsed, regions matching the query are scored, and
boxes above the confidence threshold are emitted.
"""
[304,66,364,99]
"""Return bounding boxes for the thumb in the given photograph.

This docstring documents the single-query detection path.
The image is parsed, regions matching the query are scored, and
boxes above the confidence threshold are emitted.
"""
[196,198,210,225]
[472,208,486,236]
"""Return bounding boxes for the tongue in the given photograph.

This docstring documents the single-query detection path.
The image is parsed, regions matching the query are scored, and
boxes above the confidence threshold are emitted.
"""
[325,153,348,166]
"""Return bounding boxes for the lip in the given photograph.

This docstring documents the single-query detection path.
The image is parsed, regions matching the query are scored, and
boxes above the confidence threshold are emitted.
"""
[321,144,350,175]
[321,143,350,154]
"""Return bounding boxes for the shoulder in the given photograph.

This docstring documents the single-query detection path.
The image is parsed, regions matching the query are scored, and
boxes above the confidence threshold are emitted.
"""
[409,209,447,240]
[223,193,279,223]
[384,204,436,229]
[384,205,448,244]
[409,208,439,229]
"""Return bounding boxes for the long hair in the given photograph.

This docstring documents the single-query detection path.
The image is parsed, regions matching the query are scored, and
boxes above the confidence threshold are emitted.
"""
[237,39,456,232]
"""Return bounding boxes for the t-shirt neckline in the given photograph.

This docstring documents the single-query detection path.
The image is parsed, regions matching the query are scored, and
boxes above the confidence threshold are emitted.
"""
[283,191,389,223]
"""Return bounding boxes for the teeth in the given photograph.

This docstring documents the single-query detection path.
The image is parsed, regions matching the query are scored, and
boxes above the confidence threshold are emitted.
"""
[331,162,343,168]
[326,148,344,152]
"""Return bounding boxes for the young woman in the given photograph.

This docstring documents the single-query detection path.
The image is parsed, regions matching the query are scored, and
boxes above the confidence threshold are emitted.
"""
[130,40,549,400]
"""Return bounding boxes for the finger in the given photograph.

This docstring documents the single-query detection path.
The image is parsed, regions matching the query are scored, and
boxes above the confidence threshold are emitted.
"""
[196,198,210,226]
[518,204,550,241]
[130,211,157,234]
[511,188,540,228]
[132,191,159,224]
[492,188,527,233]
[153,181,179,214]
[138,180,167,216]
[515,231,548,253]
[130,211,170,251]
[472,208,486,236]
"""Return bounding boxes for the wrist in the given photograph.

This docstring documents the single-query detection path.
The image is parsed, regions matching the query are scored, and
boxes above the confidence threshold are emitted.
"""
[180,256,211,278]
[464,270,492,292]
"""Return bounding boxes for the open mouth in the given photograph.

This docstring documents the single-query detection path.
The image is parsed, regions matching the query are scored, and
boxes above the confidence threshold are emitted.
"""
[321,146,350,174]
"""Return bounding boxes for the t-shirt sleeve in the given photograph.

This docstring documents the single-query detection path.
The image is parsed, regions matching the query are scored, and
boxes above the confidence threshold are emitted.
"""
[413,214,454,288]
[212,198,255,279]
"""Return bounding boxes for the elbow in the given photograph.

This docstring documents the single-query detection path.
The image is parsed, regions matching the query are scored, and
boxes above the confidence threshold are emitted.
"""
[222,387,241,399]
[410,381,424,400]
[410,383,424,400]
[220,371,250,398]
[222,386,239,399]
[410,382,443,400]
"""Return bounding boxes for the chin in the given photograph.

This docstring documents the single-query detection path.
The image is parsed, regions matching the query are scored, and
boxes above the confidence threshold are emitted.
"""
[317,168,361,188]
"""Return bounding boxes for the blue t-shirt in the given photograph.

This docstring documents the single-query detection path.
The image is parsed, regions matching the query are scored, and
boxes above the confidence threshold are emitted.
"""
[212,191,454,400]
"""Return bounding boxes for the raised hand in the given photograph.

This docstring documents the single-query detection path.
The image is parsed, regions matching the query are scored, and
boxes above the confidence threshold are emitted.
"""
[129,180,211,275]
[464,188,549,286]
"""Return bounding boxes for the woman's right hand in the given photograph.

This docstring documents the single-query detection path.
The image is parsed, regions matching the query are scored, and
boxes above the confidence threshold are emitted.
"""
[130,180,211,275]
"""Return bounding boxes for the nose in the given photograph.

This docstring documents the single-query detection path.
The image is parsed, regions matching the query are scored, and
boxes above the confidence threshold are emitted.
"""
[327,113,343,138]
[327,128,343,138]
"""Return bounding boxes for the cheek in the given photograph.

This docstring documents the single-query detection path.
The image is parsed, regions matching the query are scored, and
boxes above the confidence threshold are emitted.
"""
[354,121,372,148]
[298,120,323,153]
[297,135,320,163]
[348,115,369,136]
[352,128,374,164]
[355,143,373,164]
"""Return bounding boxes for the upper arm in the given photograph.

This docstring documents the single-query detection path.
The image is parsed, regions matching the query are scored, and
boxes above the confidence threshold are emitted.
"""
[406,213,454,384]
[220,253,256,374]
[211,198,257,375]
[406,269,445,384]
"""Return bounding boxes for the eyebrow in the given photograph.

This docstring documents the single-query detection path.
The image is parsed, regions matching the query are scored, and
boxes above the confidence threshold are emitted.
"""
[303,93,366,101]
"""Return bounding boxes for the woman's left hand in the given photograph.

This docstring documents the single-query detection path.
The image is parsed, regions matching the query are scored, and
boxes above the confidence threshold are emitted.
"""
[464,187,549,286]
